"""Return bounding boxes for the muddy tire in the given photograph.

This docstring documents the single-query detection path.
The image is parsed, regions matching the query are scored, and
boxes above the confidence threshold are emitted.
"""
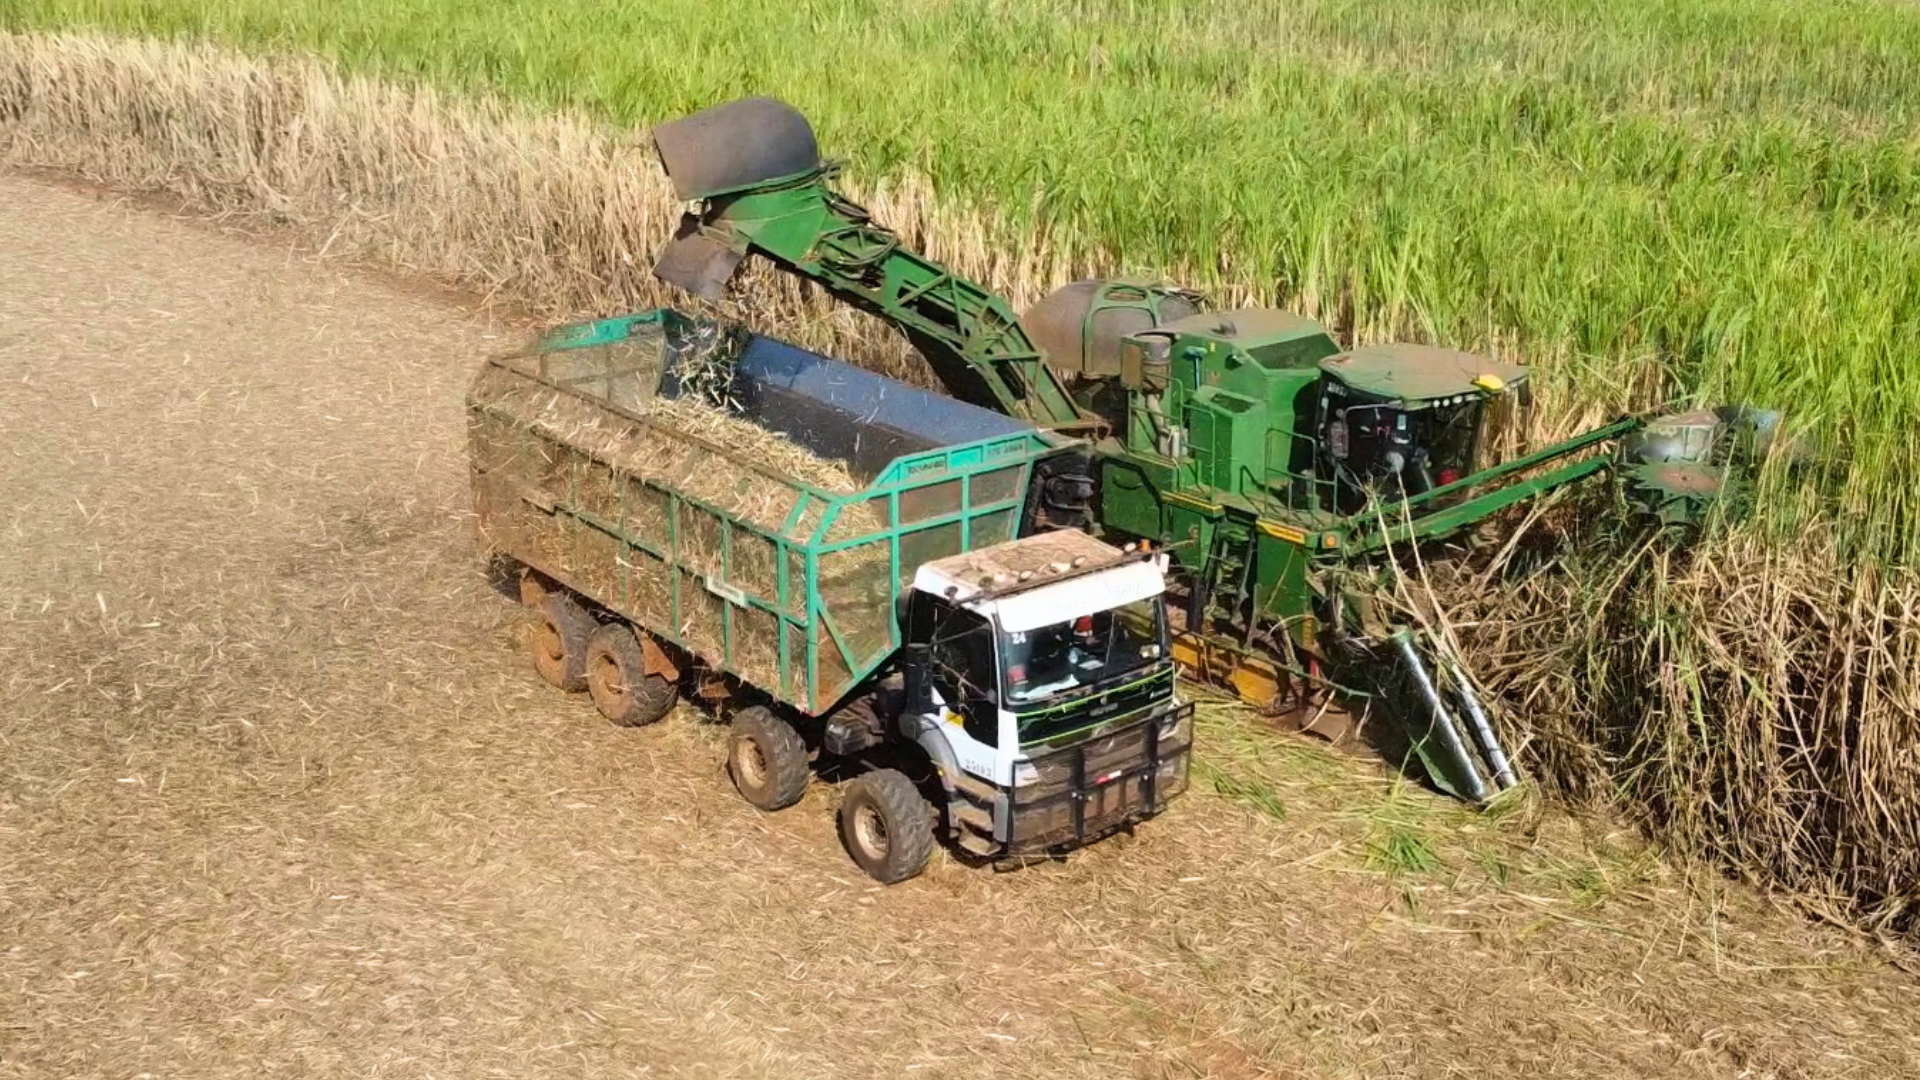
[585,623,678,727]
[838,769,934,884]
[530,592,594,692]
[728,706,810,811]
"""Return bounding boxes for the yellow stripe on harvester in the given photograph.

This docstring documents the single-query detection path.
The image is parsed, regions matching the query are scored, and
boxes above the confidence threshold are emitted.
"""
[1258,521,1307,544]
[1162,490,1221,513]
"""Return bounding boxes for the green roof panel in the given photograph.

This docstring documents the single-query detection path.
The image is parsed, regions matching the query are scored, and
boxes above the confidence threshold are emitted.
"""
[1319,344,1528,407]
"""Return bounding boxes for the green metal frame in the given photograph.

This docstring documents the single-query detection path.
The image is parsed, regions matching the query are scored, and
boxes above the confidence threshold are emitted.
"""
[667,167,1661,640]
[642,99,1757,804]
[674,169,1094,430]
[481,310,1057,716]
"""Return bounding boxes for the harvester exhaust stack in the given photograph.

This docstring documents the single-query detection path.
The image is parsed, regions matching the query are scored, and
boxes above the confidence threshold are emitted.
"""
[650,96,823,299]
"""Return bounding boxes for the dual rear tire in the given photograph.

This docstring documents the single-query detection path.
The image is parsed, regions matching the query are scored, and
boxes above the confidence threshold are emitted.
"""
[585,623,678,727]
[524,581,933,884]
[726,711,932,883]
[528,591,677,726]
[530,592,594,692]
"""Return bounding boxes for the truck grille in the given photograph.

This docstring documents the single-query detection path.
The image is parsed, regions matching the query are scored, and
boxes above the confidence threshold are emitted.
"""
[1007,702,1194,853]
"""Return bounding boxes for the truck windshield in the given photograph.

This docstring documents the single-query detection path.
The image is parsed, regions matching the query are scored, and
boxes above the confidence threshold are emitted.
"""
[1001,598,1165,706]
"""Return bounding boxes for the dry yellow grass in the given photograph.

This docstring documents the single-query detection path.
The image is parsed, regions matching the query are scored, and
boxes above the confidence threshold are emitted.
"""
[0,29,974,386]
[2,29,1916,939]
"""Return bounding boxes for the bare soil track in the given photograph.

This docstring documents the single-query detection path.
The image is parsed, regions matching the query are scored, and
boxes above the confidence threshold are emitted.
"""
[1,171,1916,1079]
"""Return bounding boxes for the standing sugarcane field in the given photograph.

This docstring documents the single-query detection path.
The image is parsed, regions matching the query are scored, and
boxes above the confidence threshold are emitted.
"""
[3,1,1919,1077]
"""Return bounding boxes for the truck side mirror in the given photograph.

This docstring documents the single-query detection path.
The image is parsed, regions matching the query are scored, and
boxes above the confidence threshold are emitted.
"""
[901,641,932,706]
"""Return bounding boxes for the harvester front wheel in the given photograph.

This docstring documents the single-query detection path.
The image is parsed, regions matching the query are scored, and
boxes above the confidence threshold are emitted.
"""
[531,592,594,692]
[585,623,678,727]
[728,706,810,811]
[838,769,934,884]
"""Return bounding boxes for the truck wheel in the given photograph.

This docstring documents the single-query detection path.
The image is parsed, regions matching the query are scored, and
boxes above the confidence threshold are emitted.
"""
[585,623,678,727]
[530,592,593,692]
[728,706,810,811]
[838,769,934,884]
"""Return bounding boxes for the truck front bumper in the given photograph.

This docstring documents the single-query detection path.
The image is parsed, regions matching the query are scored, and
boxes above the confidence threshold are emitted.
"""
[1002,701,1195,854]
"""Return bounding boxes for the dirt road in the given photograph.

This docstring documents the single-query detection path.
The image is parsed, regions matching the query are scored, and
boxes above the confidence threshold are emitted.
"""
[1,172,1915,1079]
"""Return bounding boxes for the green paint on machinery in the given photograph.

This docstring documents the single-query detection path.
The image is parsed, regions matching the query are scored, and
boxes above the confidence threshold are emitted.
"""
[646,97,1775,803]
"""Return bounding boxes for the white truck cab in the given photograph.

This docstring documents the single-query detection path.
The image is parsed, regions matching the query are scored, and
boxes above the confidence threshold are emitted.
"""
[895,531,1193,856]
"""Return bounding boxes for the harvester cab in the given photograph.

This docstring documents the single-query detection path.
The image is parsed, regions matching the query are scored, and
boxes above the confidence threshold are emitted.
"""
[1313,345,1530,514]
[1083,305,1535,517]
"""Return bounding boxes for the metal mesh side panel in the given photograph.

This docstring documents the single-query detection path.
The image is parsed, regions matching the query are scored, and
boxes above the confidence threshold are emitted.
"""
[624,545,673,623]
[897,523,964,589]
[897,478,962,524]
[812,621,855,709]
[824,495,890,543]
[970,508,1016,550]
[623,479,671,550]
[682,578,727,660]
[470,408,539,556]
[571,452,622,524]
[732,604,781,691]
[526,437,578,576]
[784,549,807,618]
[971,465,1022,507]
[816,541,894,674]
[729,526,780,604]
[574,527,623,603]
[680,505,725,580]
[782,621,805,700]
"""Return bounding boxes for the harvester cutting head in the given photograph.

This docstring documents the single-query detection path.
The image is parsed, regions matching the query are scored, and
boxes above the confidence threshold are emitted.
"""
[1617,405,1783,524]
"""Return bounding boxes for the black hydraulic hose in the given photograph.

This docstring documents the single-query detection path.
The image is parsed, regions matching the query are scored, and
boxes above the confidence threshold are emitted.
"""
[1187,574,1210,634]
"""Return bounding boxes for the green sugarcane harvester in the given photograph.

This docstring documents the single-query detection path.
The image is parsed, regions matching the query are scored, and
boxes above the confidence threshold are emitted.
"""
[648,97,1775,803]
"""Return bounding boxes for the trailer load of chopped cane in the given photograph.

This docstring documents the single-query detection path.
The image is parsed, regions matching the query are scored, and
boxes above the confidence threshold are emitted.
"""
[467,310,1044,708]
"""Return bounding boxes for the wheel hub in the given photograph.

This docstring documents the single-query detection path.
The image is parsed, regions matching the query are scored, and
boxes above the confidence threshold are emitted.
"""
[736,737,768,789]
[591,652,628,706]
[853,803,890,861]
[535,622,563,664]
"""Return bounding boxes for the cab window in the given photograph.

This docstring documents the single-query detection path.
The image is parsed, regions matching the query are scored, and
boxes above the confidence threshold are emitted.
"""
[924,602,999,747]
